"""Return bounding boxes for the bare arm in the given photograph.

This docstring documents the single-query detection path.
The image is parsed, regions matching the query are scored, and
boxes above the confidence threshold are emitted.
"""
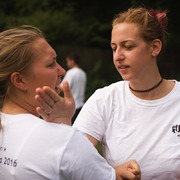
[86,134,100,146]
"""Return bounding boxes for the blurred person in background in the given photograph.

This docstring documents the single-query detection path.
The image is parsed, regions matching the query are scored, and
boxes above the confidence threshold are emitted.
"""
[61,53,87,124]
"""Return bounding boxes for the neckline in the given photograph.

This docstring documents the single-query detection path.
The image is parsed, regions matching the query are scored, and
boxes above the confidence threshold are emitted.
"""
[126,80,177,105]
[129,78,163,93]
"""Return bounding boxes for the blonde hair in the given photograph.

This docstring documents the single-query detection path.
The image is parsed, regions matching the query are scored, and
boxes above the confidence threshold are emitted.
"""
[0,25,45,129]
[112,7,168,49]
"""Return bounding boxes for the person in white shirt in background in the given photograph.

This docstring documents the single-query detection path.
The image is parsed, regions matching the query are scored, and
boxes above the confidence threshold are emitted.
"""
[61,53,87,124]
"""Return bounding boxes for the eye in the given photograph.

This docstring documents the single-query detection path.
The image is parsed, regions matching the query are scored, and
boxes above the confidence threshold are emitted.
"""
[47,61,56,67]
[48,63,54,67]
[123,42,136,50]
[125,46,132,49]
[111,46,117,52]
[124,44,135,50]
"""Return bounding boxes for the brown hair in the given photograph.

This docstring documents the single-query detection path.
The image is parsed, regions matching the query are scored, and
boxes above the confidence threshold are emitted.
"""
[0,25,45,129]
[112,7,168,49]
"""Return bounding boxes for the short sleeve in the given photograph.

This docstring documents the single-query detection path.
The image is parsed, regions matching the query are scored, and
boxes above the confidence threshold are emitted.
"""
[59,129,115,180]
[73,89,106,141]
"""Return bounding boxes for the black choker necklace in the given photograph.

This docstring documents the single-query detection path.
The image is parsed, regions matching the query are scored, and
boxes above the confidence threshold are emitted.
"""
[129,78,163,93]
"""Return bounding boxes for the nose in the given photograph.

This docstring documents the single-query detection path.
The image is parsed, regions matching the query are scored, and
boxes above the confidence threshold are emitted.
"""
[113,48,125,62]
[57,64,66,77]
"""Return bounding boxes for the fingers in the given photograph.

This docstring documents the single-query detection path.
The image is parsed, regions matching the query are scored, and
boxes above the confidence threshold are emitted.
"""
[35,87,60,119]
[35,88,51,109]
[36,106,49,120]
[126,160,140,171]
[126,160,141,180]
[115,160,141,180]
[61,81,74,101]
[35,85,75,124]
[115,164,135,180]
[41,86,61,103]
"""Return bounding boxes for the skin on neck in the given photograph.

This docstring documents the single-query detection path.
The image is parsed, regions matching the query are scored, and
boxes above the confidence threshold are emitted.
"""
[129,79,175,100]
[128,59,174,100]
[2,88,38,116]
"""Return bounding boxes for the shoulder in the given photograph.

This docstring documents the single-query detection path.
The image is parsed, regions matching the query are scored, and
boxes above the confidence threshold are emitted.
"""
[74,67,86,75]
[174,80,180,86]
[83,81,126,109]
[66,68,81,75]
[65,68,74,74]
[94,81,126,98]
[168,80,180,92]
[40,122,76,136]
[24,116,78,142]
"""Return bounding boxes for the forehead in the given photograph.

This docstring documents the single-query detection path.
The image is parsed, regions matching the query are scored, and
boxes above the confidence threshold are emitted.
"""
[32,38,56,56]
[111,23,142,43]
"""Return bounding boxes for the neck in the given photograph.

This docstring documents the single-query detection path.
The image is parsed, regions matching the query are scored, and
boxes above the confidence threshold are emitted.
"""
[129,78,163,93]
[2,98,37,116]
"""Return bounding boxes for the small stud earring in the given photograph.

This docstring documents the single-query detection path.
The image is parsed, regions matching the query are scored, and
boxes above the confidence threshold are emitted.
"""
[153,52,158,57]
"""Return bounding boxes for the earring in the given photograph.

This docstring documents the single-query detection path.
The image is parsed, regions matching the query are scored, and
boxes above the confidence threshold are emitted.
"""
[153,51,159,57]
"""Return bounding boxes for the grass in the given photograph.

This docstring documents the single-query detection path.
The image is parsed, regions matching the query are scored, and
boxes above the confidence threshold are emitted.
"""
[96,143,103,156]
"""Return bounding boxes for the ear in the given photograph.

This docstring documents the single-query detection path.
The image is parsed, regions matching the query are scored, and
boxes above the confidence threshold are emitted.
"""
[151,39,162,57]
[10,72,27,91]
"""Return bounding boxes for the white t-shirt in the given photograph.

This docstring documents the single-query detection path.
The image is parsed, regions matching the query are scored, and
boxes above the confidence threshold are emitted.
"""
[0,113,115,180]
[62,67,87,109]
[73,80,180,180]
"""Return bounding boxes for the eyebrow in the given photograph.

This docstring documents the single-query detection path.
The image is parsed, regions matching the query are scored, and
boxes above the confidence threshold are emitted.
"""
[110,42,116,46]
[110,40,135,46]
[53,55,57,60]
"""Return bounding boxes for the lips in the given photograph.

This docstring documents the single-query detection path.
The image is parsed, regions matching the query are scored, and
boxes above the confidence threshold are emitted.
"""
[117,65,130,75]
[118,65,129,69]
[55,84,61,94]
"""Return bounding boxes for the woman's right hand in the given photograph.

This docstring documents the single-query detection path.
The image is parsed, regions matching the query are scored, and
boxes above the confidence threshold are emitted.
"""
[115,160,141,180]
[35,80,75,125]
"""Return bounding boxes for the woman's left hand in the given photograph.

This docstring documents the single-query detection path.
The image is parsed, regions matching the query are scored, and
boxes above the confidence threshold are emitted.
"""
[35,81,75,125]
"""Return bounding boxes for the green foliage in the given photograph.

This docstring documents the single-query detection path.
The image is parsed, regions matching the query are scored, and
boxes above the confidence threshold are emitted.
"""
[0,0,180,81]
[1,0,180,49]
[96,143,103,156]
[0,0,111,48]
[85,60,108,99]
[85,59,121,100]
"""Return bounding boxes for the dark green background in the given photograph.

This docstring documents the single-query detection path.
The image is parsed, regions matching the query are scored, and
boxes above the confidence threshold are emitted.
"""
[1,0,179,99]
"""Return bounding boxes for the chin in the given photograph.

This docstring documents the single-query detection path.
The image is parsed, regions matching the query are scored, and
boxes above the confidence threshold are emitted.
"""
[121,76,131,81]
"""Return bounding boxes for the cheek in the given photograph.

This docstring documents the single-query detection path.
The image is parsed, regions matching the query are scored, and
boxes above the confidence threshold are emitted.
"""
[43,73,57,86]
[132,48,149,61]
[34,71,57,88]
[112,59,117,68]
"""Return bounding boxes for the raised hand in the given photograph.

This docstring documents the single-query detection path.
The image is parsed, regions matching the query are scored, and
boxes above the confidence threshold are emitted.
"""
[35,81,75,125]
